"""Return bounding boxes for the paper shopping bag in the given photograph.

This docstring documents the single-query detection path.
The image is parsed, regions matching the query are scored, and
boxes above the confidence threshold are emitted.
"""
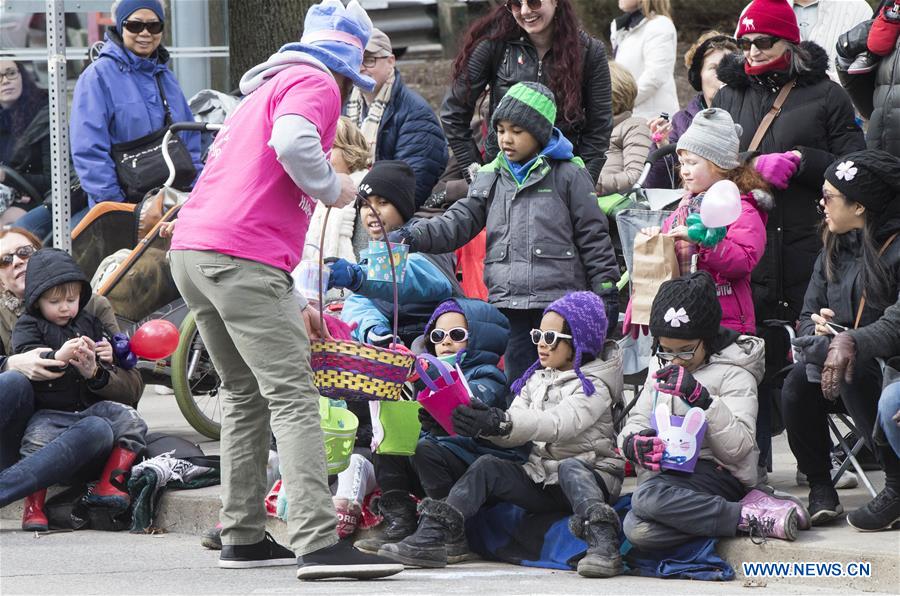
[629,232,679,326]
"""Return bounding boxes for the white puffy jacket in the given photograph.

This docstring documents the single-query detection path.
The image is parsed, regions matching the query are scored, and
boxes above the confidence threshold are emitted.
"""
[611,14,679,120]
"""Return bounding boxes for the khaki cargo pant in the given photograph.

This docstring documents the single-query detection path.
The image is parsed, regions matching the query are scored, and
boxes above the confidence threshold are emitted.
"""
[170,249,337,555]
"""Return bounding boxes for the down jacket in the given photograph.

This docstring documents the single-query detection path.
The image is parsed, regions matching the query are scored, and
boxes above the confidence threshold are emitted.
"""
[596,111,652,195]
[489,341,626,501]
[661,189,772,334]
[441,31,613,182]
[70,31,202,206]
[10,248,144,411]
[713,42,866,323]
[408,130,620,310]
[619,330,765,488]
[371,71,448,207]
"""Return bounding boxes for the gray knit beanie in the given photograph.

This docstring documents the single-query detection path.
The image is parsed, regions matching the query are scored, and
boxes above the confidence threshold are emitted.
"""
[491,82,557,148]
[676,108,742,170]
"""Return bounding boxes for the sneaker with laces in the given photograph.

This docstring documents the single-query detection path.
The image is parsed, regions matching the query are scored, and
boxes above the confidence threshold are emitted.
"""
[737,489,799,543]
[219,532,295,568]
[808,483,843,525]
[296,540,403,580]
[847,487,900,532]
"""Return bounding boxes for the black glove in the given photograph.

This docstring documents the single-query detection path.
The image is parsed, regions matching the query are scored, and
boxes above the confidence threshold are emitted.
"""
[600,289,619,336]
[451,399,506,438]
[653,364,713,410]
[418,407,447,436]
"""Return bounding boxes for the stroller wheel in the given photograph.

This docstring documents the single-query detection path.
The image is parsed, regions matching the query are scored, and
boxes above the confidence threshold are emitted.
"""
[171,311,222,439]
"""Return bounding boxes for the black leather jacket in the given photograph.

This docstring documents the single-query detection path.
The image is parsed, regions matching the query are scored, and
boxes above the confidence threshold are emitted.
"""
[440,32,613,182]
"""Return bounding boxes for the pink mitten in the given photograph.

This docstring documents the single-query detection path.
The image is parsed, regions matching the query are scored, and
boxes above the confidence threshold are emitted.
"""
[755,152,800,190]
[621,295,649,339]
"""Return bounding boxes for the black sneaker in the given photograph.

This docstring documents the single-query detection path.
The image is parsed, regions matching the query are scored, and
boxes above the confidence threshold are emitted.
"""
[847,487,900,532]
[219,532,295,568]
[297,540,403,581]
[808,483,843,526]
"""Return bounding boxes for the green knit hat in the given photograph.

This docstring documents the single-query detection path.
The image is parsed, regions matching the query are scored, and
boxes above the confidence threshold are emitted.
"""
[491,82,557,147]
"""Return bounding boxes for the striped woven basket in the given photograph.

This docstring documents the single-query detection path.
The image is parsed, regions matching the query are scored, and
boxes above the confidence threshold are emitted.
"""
[309,200,413,401]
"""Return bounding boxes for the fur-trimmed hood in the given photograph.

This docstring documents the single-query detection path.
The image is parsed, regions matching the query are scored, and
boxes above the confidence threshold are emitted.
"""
[716,41,830,91]
[747,188,774,212]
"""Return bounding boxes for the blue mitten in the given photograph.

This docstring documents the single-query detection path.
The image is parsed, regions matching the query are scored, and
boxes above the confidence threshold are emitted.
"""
[327,258,364,291]
[366,325,395,347]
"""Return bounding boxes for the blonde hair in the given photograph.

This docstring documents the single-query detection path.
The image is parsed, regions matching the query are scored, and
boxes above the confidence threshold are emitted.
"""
[684,30,739,70]
[643,0,672,19]
[334,116,371,173]
[608,61,637,116]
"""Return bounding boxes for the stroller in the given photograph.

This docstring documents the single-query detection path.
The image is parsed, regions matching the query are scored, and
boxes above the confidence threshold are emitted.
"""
[76,122,224,439]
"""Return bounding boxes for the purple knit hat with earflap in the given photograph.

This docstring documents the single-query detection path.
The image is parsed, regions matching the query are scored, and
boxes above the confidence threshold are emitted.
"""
[511,291,608,397]
[425,299,465,336]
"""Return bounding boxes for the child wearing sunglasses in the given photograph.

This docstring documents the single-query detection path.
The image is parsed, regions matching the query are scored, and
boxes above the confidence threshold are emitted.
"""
[379,292,626,578]
[356,297,525,555]
[619,271,806,550]
[388,82,619,389]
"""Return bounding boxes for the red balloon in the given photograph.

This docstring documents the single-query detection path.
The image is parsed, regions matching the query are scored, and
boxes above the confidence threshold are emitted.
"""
[131,320,180,360]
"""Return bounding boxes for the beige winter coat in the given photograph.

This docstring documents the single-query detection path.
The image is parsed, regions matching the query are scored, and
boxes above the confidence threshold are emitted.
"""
[618,334,764,487]
[490,341,626,501]
[596,111,652,196]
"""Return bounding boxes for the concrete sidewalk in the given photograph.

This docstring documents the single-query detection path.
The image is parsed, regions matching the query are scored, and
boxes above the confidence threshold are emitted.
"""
[2,388,898,593]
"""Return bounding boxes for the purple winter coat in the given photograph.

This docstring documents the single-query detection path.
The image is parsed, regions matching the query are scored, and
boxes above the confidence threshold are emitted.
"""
[644,94,705,189]
[661,189,772,333]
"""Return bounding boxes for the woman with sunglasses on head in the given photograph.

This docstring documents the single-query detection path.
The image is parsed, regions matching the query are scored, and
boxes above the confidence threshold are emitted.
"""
[355,297,524,553]
[0,61,51,227]
[712,0,866,483]
[610,0,678,121]
[441,0,613,183]
[61,1,200,221]
[380,292,626,578]
[0,226,143,530]
[781,150,900,531]
[620,272,806,552]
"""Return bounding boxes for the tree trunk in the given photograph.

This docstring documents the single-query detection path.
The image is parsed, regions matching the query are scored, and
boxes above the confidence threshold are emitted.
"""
[228,0,314,88]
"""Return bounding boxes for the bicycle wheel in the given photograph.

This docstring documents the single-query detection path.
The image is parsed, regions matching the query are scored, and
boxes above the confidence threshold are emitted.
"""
[171,311,222,439]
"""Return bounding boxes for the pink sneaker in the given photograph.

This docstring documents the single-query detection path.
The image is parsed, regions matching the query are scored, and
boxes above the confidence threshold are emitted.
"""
[334,498,362,540]
[738,489,800,542]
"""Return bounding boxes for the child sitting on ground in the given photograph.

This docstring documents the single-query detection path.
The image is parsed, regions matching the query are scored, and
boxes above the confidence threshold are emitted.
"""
[629,108,772,335]
[354,297,525,553]
[11,248,148,524]
[379,292,625,579]
[619,271,806,550]
[388,82,620,388]
[328,160,462,347]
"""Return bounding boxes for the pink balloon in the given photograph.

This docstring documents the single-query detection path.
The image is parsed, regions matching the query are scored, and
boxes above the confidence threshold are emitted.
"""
[700,180,742,228]
[131,320,180,360]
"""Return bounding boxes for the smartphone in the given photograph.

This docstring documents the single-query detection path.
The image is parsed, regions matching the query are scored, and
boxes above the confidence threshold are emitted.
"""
[826,321,848,334]
[659,112,670,121]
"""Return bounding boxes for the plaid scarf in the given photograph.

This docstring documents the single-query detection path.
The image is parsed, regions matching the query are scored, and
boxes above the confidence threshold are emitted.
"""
[669,192,704,276]
[345,70,395,160]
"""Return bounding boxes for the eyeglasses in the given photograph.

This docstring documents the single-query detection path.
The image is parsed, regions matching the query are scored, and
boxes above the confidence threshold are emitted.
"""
[505,0,544,13]
[530,329,573,347]
[0,69,20,82]
[361,55,388,68]
[0,245,36,268]
[655,341,702,362]
[737,35,780,52]
[429,327,469,344]
[122,20,164,35]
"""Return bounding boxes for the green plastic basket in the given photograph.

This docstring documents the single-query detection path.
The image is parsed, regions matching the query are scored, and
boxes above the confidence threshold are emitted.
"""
[319,397,358,474]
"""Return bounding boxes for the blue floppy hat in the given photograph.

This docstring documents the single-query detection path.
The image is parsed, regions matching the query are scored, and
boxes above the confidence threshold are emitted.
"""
[280,0,376,92]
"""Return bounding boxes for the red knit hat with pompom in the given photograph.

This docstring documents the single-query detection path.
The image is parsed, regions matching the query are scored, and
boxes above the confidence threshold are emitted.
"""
[736,0,800,45]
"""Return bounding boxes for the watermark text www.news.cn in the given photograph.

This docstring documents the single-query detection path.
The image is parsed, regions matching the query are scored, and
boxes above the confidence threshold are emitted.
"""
[742,561,872,578]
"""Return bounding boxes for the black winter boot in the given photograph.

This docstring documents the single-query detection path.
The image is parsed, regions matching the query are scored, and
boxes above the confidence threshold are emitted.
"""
[355,490,418,554]
[569,503,623,578]
[378,498,465,568]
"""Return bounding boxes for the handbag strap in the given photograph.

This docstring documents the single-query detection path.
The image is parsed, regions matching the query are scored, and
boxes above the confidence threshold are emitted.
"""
[853,231,899,328]
[748,80,795,152]
[415,354,455,392]
[155,73,174,127]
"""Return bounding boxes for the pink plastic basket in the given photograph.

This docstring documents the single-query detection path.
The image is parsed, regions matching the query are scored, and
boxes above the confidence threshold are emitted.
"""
[415,354,472,436]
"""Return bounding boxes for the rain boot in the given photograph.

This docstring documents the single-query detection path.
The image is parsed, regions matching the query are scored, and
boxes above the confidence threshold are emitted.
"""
[84,445,139,510]
[22,489,49,531]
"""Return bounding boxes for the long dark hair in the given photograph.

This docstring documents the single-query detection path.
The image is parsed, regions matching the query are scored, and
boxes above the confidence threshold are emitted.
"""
[451,0,586,126]
[1,62,48,143]
[822,208,896,312]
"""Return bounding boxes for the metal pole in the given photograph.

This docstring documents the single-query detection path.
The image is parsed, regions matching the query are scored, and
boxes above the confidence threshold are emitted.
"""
[46,0,72,253]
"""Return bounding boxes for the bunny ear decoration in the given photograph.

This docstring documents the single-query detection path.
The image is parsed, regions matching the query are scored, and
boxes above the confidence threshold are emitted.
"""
[654,402,672,433]
[682,407,707,434]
